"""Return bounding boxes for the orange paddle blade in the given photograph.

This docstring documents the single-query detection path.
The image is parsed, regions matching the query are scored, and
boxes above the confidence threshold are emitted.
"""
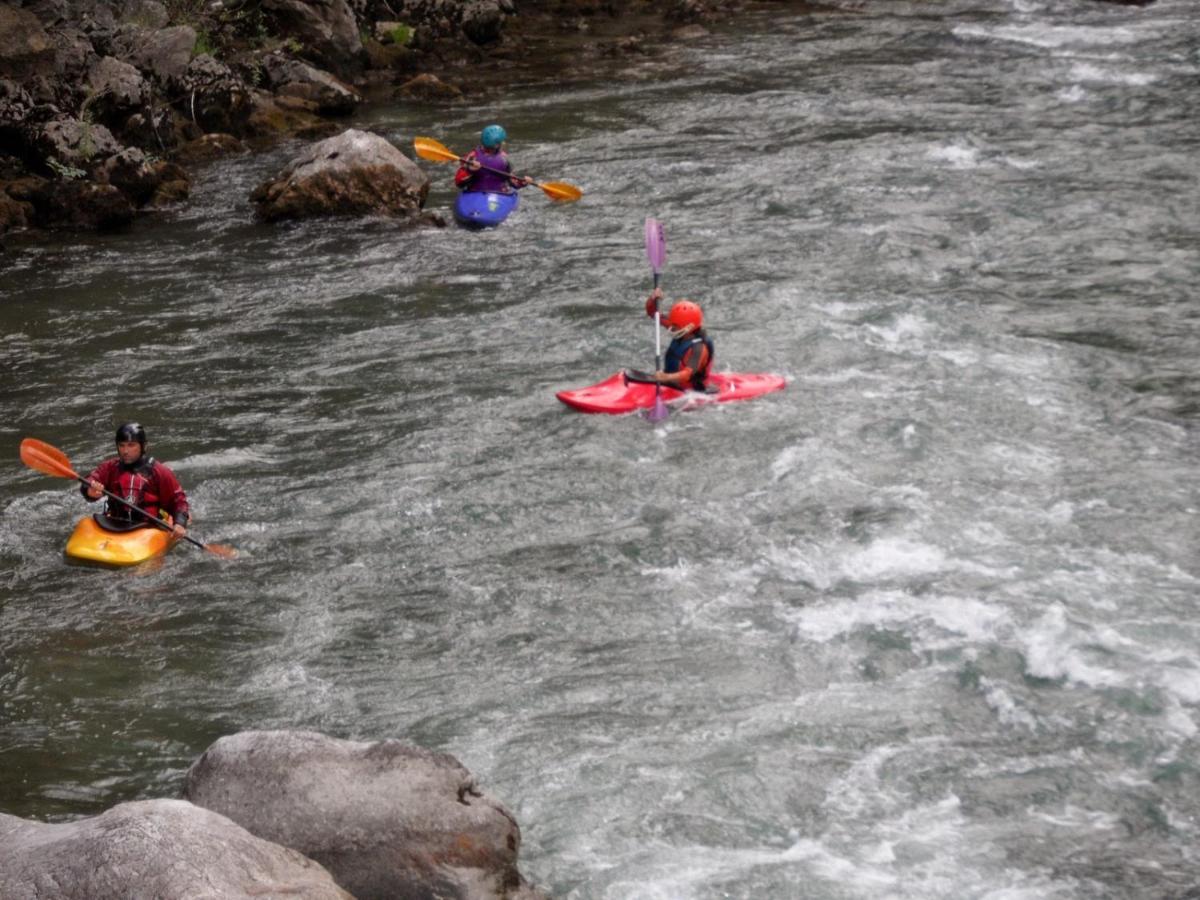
[538,181,583,203]
[20,438,80,480]
[200,541,238,559]
[413,136,461,164]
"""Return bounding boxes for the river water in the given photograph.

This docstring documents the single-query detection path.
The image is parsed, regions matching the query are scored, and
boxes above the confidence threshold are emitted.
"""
[3,0,1199,897]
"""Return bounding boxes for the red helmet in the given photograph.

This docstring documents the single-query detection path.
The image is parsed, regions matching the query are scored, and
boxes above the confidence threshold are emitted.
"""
[666,300,702,334]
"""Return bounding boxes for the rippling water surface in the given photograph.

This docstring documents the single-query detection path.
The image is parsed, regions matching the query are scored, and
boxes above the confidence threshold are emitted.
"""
[3,1,1199,897]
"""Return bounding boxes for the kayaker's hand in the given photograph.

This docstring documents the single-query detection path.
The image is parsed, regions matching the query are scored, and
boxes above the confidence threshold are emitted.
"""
[646,287,663,317]
[87,480,104,499]
[466,158,480,172]
[172,523,187,538]
[520,175,534,187]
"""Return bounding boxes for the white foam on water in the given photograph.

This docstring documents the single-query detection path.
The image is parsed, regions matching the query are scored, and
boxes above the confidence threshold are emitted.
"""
[981,677,1040,731]
[767,438,852,487]
[845,537,947,580]
[1029,803,1122,831]
[594,835,894,900]
[931,348,980,367]
[861,312,934,350]
[1056,84,1088,103]
[787,588,1008,646]
[800,366,889,385]
[927,142,982,169]
[953,23,1141,50]
[981,440,1060,478]
[1021,603,1124,688]
[173,446,281,470]
[1163,696,1198,739]
[1001,155,1042,170]
[813,299,875,319]
[1160,667,1200,705]
[1068,62,1157,86]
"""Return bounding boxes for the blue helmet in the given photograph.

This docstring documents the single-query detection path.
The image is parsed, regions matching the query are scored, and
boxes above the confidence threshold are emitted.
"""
[481,124,507,149]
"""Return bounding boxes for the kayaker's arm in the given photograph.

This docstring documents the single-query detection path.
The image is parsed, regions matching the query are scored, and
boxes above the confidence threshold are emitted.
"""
[81,460,113,501]
[152,462,190,536]
[454,152,481,188]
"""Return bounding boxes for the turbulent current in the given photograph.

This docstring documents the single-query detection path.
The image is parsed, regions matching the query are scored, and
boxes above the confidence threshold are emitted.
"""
[2,1,1199,897]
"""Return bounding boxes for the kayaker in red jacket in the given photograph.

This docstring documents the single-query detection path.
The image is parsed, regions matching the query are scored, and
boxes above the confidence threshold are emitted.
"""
[645,287,714,390]
[81,423,189,537]
[454,124,534,194]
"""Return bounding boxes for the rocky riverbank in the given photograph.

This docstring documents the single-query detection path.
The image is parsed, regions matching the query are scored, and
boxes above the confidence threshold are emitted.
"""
[0,0,1156,242]
[0,0,814,243]
[0,729,548,899]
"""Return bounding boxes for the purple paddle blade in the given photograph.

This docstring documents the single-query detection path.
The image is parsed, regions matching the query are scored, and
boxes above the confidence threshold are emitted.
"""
[644,217,666,274]
[644,390,670,422]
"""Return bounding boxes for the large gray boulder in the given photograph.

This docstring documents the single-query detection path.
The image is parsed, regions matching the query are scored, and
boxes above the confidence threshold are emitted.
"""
[392,0,513,46]
[0,798,354,899]
[27,177,135,230]
[249,128,431,222]
[112,24,196,88]
[0,78,35,132]
[183,729,548,900]
[461,0,506,46]
[96,145,190,206]
[263,54,362,115]
[85,55,150,121]
[0,4,56,80]
[34,115,123,169]
[181,53,252,132]
[122,0,171,29]
[260,0,365,77]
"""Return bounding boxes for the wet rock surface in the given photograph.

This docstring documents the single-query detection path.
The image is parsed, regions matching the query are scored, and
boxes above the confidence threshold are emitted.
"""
[250,127,434,223]
[0,799,354,899]
[0,0,780,239]
[184,729,548,899]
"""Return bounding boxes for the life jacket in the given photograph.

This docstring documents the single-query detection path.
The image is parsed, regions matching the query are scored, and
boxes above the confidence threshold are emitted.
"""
[464,146,515,194]
[104,456,164,524]
[664,331,714,391]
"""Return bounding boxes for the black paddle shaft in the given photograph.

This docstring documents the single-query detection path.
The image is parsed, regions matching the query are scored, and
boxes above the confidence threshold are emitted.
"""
[78,475,208,551]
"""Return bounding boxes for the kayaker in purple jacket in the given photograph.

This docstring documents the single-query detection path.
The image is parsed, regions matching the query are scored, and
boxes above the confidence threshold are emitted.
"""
[454,124,534,194]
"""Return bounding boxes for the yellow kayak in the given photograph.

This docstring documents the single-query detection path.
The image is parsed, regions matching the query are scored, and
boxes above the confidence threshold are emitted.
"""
[65,514,178,567]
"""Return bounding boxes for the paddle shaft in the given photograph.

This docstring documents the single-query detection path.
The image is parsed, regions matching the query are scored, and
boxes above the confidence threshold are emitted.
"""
[462,157,535,190]
[80,474,207,552]
[653,272,663,374]
[413,138,580,201]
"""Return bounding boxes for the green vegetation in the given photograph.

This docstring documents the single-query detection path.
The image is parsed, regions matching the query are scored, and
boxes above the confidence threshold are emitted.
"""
[47,157,86,180]
[77,91,101,161]
[387,24,413,46]
[194,30,215,56]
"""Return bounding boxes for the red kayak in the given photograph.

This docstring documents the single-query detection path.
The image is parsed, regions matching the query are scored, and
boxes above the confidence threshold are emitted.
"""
[557,369,785,415]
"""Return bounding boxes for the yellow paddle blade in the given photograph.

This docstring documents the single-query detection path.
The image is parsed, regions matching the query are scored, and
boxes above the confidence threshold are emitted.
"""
[413,136,461,164]
[538,181,583,203]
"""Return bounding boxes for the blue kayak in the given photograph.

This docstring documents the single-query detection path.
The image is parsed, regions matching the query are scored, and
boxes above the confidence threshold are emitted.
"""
[453,191,519,228]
